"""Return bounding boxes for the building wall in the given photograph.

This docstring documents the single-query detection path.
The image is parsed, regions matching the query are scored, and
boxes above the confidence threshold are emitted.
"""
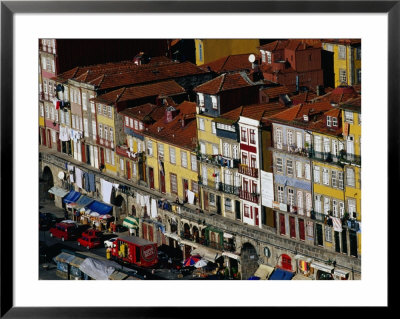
[195,39,260,65]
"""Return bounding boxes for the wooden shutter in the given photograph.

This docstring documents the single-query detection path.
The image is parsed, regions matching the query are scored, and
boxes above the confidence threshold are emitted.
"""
[299,218,305,240]
[289,216,296,238]
[279,213,286,235]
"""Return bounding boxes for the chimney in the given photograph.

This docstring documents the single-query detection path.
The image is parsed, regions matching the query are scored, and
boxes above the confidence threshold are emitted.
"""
[165,106,177,123]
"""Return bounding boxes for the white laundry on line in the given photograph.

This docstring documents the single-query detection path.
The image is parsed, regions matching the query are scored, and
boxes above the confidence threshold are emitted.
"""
[151,198,158,218]
[100,178,113,204]
[187,190,195,205]
[75,167,83,189]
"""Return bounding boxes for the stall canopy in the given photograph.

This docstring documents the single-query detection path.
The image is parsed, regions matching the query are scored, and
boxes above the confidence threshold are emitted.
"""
[74,195,94,210]
[123,216,139,229]
[48,186,69,198]
[268,268,294,280]
[63,190,81,204]
[85,200,113,215]
[254,264,275,280]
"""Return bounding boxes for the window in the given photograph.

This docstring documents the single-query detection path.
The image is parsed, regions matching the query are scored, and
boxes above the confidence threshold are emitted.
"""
[212,122,216,134]
[348,198,357,219]
[128,118,133,128]
[289,216,296,238]
[209,193,215,206]
[325,226,332,242]
[296,132,302,149]
[332,199,338,217]
[266,51,272,64]
[299,218,305,240]
[169,147,176,164]
[306,221,314,238]
[315,195,322,213]
[241,128,247,142]
[288,188,295,207]
[314,136,322,152]
[158,143,164,160]
[279,213,286,235]
[275,127,282,149]
[358,113,361,125]
[332,117,338,127]
[241,152,248,165]
[99,124,103,139]
[65,113,70,126]
[225,198,232,211]
[306,193,312,214]
[244,205,250,218]
[131,120,137,130]
[199,118,205,131]
[43,80,48,94]
[346,168,355,187]
[198,93,204,106]
[212,144,219,155]
[287,159,293,175]
[125,117,129,126]
[323,138,330,155]
[90,95,95,113]
[104,125,108,141]
[200,142,206,154]
[287,130,293,149]
[344,111,353,123]
[97,103,102,115]
[191,154,197,171]
[305,163,311,180]
[322,168,329,185]
[339,202,345,218]
[92,121,96,139]
[103,104,107,116]
[139,122,144,131]
[338,45,346,59]
[297,190,304,215]
[82,93,87,110]
[120,158,124,171]
[191,181,199,194]
[108,106,112,118]
[46,58,51,71]
[314,166,320,183]
[339,69,347,83]
[249,129,256,144]
[327,116,332,127]
[199,42,203,62]
[277,185,284,203]
[357,69,361,84]
[338,172,344,189]
[170,173,178,194]
[305,133,311,149]
[233,145,239,159]
[181,151,188,168]
[211,96,218,109]
[50,107,55,121]
[147,140,153,156]
[84,118,89,137]
[324,197,330,215]
[41,56,46,70]
[296,161,303,178]
[64,86,69,102]
[332,170,337,188]
[51,130,56,143]
[106,149,110,163]
[223,143,230,157]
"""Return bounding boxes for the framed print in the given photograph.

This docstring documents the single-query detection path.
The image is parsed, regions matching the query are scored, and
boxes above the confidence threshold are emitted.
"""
[1,0,395,317]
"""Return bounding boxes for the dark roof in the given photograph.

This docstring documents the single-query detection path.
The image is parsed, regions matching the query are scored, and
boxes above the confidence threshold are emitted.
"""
[119,103,167,122]
[200,54,254,74]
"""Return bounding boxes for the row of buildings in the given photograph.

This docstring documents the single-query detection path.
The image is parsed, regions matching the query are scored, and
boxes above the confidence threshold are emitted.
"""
[39,38,361,280]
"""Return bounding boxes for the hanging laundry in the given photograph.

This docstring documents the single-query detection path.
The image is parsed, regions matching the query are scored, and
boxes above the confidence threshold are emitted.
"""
[110,187,116,205]
[88,173,96,192]
[83,172,90,192]
[151,198,158,218]
[68,164,75,183]
[59,126,70,142]
[140,195,146,207]
[144,196,150,214]
[332,217,342,232]
[136,193,141,205]
[187,190,195,205]
[75,167,83,189]
[356,222,361,233]
[56,100,61,110]
[100,178,113,204]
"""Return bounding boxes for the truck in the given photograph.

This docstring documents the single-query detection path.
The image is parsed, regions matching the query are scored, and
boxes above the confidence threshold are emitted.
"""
[109,236,158,268]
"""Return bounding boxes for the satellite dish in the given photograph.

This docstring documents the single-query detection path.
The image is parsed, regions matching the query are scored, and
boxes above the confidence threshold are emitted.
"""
[248,54,256,63]
[58,171,65,180]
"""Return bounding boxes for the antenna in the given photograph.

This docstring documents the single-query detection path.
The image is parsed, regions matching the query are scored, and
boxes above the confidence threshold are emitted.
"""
[248,54,256,63]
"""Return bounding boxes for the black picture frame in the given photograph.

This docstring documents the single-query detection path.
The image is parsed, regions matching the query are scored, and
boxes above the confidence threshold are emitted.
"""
[1,0,395,317]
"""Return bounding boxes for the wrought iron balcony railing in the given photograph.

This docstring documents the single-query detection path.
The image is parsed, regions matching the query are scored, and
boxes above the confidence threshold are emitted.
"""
[238,164,258,178]
[239,189,259,204]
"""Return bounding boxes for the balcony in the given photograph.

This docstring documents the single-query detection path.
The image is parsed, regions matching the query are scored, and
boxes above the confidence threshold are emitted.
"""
[274,142,310,157]
[197,153,239,169]
[239,189,259,204]
[238,164,258,178]
[310,210,326,222]
[339,151,361,166]
[218,182,240,196]
[199,178,220,191]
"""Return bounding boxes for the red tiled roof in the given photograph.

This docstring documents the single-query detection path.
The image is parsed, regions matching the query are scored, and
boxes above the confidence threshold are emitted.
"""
[258,40,289,52]
[322,39,361,46]
[313,85,360,104]
[92,80,185,105]
[218,102,287,123]
[193,72,253,94]
[337,96,361,112]
[260,85,290,99]
[258,39,321,52]
[119,103,167,122]
[143,101,198,150]
[91,61,208,90]
[200,54,254,74]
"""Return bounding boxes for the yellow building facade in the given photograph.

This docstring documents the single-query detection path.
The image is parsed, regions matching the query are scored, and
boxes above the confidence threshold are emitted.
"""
[195,39,260,66]
[322,40,361,88]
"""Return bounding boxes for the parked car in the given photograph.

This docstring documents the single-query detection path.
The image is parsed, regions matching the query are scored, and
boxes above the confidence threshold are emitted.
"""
[104,237,118,248]
[114,225,128,233]
[77,235,101,250]
[49,221,79,241]
[39,212,62,230]
[82,229,102,238]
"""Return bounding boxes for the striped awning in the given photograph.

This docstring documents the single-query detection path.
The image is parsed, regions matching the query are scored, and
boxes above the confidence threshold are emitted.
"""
[122,216,139,229]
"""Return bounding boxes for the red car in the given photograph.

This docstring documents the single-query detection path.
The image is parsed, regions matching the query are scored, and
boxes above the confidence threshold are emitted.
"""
[77,235,101,250]
[81,229,102,238]
[49,222,79,241]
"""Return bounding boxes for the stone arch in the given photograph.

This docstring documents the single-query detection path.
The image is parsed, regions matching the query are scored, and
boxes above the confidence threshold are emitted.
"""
[192,226,200,243]
[113,194,126,222]
[182,223,191,239]
[240,242,259,280]
[40,166,54,201]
